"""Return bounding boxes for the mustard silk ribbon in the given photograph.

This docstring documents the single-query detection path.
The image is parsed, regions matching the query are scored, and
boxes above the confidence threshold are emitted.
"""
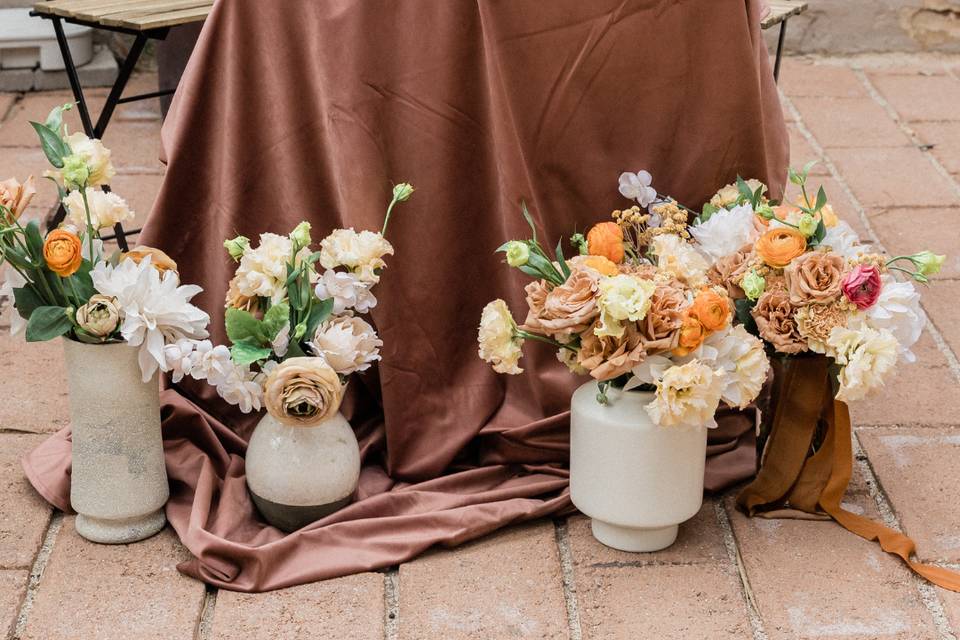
[737,356,960,592]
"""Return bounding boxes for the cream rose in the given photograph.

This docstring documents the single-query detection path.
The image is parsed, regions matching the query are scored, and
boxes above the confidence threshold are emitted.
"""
[308,314,382,375]
[63,187,134,231]
[263,357,344,426]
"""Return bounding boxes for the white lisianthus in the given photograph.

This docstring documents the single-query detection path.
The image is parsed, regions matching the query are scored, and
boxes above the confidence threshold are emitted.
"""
[319,229,394,284]
[232,233,294,304]
[821,221,868,259]
[595,274,656,338]
[63,187,134,231]
[652,234,709,288]
[690,204,758,262]
[0,267,27,336]
[700,325,769,409]
[314,269,378,315]
[827,325,899,402]
[477,299,524,374]
[645,360,725,429]
[308,314,382,375]
[863,275,924,362]
[92,256,210,382]
[618,170,657,207]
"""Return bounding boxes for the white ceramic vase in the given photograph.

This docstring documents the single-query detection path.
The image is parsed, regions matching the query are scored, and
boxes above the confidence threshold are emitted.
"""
[63,339,169,544]
[569,380,707,552]
[245,411,361,533]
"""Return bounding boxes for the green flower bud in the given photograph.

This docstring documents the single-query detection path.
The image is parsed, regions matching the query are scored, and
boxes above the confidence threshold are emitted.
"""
[505,241,530,267]
[223,235,250,261]
[61,154,89,190]
[741,270,766,301]
[392,182,415,202]
[755,203,776,220]
[289,221,312,250]
[570,233,589,256]
[797,212,818,237]
[913,250,946,277]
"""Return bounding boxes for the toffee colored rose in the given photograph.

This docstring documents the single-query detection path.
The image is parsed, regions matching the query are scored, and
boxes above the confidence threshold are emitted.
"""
[521,266,600,339]
[122,246,178,274]
[751,286,807,354]
[0,176,36,222]
[755,227,807,268]
[689,288,730,332]
[639,282,685,353]
[263,357,343,426]
[784,251,844,306]
[841,263,882,310]
[586,222,625,264]
[43,229,83,277]
[577,319,645,380]
[707,243,753,299]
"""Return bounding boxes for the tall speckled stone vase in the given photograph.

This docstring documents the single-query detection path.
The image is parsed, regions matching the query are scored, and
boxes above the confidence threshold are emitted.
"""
[245,411,360,533]
[64,339,169,544]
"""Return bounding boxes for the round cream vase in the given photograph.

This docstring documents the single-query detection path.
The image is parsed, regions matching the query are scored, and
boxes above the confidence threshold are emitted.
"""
[245,411,361,533]
[569,380,707,552]
[64,339,169,544]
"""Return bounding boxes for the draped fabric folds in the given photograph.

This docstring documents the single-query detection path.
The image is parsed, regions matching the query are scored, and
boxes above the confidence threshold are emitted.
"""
[23,0,788,591]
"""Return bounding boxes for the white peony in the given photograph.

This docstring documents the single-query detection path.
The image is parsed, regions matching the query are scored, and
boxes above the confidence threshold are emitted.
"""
[652,234,709,288]
[308,314,382,375]
[698,325,769,409]
[63,187,134,231]
[477,299,524,375]
[319,229,394,284]
[233,233,294,304]
[690,203,758,262]
[863,275,924,362]
[821,221,868,259]
[0,267,27,336]
[92,256,210,382]
[314,269,377,315]
[827,325,899,402]
[618,170,657,207]
[595,274,656,338]
[645,360,725,429]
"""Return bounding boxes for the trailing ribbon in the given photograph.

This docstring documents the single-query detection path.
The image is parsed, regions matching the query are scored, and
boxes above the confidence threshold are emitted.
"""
[737,355,960,592]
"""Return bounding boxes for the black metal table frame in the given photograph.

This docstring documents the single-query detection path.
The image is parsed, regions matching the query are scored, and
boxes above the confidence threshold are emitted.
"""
[772,16,791,84]
[29,11,174,251]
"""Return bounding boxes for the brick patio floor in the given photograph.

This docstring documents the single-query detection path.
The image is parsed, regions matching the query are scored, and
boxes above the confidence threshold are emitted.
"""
[2,54,960,639]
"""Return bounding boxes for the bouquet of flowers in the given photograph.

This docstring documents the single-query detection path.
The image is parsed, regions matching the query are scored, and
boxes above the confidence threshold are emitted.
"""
[164,183,414,424]
[685,162,943,401]
[0,104,209,381]
[477,197,769,429]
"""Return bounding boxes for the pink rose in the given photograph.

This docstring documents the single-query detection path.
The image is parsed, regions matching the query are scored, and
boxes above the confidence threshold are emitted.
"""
[841,264,882,310]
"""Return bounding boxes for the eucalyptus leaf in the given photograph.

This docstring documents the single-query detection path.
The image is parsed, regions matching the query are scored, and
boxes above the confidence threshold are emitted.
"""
[25,306,73,342]
[736,176,753,202]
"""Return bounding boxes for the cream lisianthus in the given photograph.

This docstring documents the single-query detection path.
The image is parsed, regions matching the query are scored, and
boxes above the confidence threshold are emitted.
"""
[827,325,899,402]
[263,357,343,426]
[651,234,709,288]
[314,269,377,315]
[478,299,524,374]
[61,132,115,187]
[595,274,656,338]
[645,360,725,429]
[63,187,134,231]
[690,204,759,262]
[308,314,382,375]
[863,275,924,362]
[318,228,394,284]
[233,232,294,304]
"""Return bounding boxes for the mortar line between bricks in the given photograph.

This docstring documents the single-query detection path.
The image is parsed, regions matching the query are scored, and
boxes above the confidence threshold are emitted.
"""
[11,511,62,640]
[383,567,399,640]
[852,434,958,640]
[552,518,583,640]
[780,92,960,387]
[715,502,768,640]
[194,586,218,640]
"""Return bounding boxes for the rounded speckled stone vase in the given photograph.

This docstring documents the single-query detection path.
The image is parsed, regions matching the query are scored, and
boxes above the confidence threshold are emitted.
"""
[569,381,707,552]
[63,339,169,544]
[245,411,360,533]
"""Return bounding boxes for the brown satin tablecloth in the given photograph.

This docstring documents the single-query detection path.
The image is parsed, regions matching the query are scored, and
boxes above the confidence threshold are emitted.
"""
[24,0,787,592]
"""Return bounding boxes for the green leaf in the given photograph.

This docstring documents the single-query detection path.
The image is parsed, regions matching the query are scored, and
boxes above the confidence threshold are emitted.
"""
[13,286,45,319]
[526,252,563,285]
[285,340,307,359]
[225,307,266,344]
[734,299,759,337]
[261,302,290,341]
[555,238,570,280]
[230,339,273,366]
[44,103,73,134]
[2,246,34,272]
[753,185,765,207]
[304,297,334,341]
[68,260,95,300]
[813,219,827,245]
[700,202,718,223]
[814,186,827,213]
[788,167,802,186]
[73,327,106,344]
[495,241,512,254]
[518,264,545,280]
[29,122,70,169]
[24,220,44,258]
[520,201,537,244]
[25,306,73,342]
[802,160,819,178]
[43,175,67,202]
[736,176,754,203]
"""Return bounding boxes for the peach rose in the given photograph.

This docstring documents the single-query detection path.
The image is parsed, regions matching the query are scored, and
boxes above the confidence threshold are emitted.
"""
[0,176,36,223]
[755,227,807,268]
[707,243,754,299]
[784,251,844,306]
[673,312,706,357]
[690,288,731,332]
[263,357,343,426]
[522,266,600,339]
[121,246,178,274]
[751,287,807,354]
[43,229,83,277]
[586,222,625,264]
[577,319,645,380]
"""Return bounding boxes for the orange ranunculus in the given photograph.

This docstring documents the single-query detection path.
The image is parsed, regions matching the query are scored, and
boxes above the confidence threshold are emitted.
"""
[43,229,83,277]
[581,255,619,276]
[690,288,730,332]
[121,245,178,274]
[755,227,807,268]
[586,222,625,264]
[673,312,706,357]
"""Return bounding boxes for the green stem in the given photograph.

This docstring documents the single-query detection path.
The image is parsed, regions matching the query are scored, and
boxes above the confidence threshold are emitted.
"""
[885,255,918,267]
[66,276,83,306]
[381,195,401,237]
[78,185,98,265]
[51,274,72,307]
[516,329,577,351]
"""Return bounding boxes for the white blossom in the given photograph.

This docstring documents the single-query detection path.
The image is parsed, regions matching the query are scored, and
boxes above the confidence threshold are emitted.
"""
[618,170,657,207]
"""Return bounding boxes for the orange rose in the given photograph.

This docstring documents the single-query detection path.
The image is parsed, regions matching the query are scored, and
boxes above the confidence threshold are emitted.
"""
[580,255,619,276]
[755,227,807,268]
[43,229,83,277]
[689,288,730,332]
[586,222,625,264]
[673,312,706,357]
[121,245,178,274]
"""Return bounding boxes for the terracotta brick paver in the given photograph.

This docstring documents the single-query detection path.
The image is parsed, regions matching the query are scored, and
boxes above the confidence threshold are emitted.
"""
[2,57,960,639]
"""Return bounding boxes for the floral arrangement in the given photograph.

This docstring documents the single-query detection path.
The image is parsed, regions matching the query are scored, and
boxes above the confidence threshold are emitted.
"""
[0,104,209,381]
[689,162,944,401]
[477,197,770,429]
[164,183,414,424]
